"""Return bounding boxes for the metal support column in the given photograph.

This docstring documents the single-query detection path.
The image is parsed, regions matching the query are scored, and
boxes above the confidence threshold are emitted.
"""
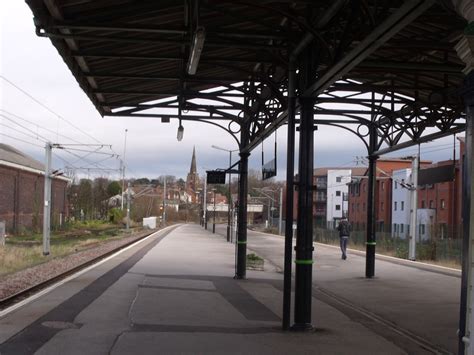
[458,70,474,354]
[293,94,315,330]
[282,60,296,330]
[235,124,250,279]
[42,142,52,256]
[366,126,378,278]
[227,151,232,242]
[293,43,316,329]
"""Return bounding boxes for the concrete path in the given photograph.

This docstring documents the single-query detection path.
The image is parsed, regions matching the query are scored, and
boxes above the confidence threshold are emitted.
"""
[216,224,460,354]
[0,224,417,354]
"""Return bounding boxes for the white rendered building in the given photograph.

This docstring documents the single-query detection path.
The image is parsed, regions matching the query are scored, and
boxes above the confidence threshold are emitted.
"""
[326,169,352,228]
[391,168,412,239]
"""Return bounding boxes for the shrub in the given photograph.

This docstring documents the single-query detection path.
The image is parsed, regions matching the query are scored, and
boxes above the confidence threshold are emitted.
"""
[247,253,263,261]
[108,208,124,224]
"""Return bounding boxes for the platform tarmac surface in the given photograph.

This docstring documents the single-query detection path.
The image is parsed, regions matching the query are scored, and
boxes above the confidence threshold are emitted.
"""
[0,224,458,354]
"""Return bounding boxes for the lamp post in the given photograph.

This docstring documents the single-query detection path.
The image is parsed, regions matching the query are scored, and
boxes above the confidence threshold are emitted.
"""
[211,145,238,242]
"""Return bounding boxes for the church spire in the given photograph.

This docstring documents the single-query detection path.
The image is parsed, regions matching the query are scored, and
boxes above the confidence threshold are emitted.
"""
[190,146,197,174]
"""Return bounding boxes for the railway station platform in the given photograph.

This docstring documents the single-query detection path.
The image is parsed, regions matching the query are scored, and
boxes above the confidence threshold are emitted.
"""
[0,224,459,354]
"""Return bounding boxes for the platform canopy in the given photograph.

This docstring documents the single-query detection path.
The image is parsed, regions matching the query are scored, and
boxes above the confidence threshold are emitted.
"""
[26,0,467,153]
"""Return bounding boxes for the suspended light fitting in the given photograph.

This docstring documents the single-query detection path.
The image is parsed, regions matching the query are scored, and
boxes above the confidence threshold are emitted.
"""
[177,119,184,141]
[187,26,206,75]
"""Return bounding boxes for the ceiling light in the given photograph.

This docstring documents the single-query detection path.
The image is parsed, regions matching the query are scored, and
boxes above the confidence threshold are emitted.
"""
[177,120,184,141]
[187,26,206,75]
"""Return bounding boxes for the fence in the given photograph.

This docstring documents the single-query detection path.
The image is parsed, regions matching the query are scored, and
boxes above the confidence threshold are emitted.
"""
[313,225,462,266]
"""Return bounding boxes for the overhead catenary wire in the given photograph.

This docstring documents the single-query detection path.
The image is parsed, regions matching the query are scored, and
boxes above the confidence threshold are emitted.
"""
[0,122,48,143]
[1,75,103,145]
[1,113,50,142]
[60,148,116,171]
[0,132,44,148]
[1,109,84,145]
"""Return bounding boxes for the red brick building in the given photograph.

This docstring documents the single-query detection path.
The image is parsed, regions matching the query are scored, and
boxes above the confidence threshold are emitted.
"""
[0,144,69,234]
[347,158,427,232]
[416,138,464,237]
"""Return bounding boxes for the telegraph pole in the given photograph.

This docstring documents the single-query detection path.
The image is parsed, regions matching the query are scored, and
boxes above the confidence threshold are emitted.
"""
[163,176,167,224]
[204,173,208,229]
[408,154,419,260]
[126,182,131,231]
[213,189,216,233]
[43,142,52,256]
[121,129,128,210]
[279,187,283,235]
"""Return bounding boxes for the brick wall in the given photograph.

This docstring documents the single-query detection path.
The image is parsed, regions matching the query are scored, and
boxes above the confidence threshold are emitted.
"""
[0,165,68,234]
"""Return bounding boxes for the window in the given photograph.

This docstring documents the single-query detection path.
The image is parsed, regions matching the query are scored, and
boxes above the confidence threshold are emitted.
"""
[380,202,384,211]
[401,201,404,211]
[381,181,385,190]
[400,224,404,233]
[336,177,342,183]
[357,203,360,211]
[395,181,398,189]
[394,201,397,211]
[429,200,434,209]
[335,204,341,211]
[441,199,446,209]
[393,223,396,233]
[421,200,426,208]
[336,190,341,197]
[419,224,425,235]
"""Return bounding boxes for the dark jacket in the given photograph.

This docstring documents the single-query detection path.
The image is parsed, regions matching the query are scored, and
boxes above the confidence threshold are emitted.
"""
[337,220,351,237]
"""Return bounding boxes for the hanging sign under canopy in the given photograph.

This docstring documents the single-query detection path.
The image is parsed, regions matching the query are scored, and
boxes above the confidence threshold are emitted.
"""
[206,170,226,184]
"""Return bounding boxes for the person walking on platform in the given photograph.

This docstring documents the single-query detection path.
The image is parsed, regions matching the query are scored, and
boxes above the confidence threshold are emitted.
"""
[337,217,351,260]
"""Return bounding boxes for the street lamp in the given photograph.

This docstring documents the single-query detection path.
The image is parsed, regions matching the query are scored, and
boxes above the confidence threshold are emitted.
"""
[211,145,238,242]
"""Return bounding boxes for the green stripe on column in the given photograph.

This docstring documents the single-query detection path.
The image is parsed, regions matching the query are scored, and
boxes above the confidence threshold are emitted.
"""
[237,241,247,244]
[295,259,314,265]
[366,242,377,246]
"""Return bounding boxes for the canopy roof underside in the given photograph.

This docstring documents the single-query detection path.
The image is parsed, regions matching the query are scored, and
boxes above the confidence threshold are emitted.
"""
[26,0,468,151]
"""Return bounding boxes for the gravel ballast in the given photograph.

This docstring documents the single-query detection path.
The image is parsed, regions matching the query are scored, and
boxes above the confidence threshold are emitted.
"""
[0,229,154,301]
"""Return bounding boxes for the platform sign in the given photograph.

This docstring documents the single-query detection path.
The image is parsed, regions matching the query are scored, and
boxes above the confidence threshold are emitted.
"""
[207,171,226,184]
[262,158,276,180]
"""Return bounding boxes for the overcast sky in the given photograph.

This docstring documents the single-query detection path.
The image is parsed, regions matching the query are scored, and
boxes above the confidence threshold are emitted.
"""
[0,2,461,183]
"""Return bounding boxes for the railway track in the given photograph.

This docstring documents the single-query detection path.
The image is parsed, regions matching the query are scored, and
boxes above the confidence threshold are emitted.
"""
[0,228,159,311]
